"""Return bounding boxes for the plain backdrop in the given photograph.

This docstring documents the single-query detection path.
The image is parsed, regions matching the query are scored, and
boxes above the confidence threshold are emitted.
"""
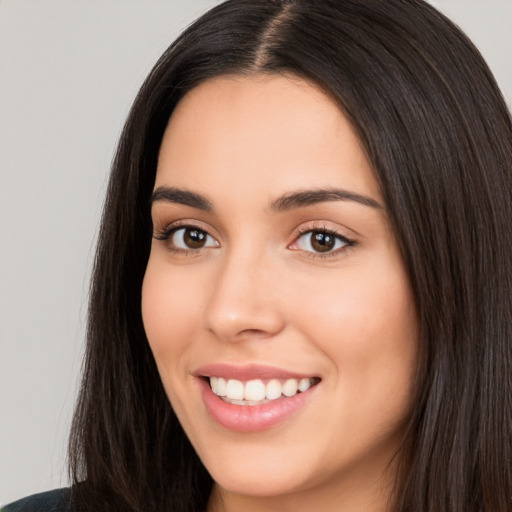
[0,0,511,506]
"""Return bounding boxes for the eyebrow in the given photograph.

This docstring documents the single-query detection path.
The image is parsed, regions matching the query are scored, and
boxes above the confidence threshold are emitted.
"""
[150,186,382,212]
[151,186,213,211]
[270,188,383,211]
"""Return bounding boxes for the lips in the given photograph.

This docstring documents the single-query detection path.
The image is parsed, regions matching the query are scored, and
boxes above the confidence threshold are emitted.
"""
[195,364,320,431]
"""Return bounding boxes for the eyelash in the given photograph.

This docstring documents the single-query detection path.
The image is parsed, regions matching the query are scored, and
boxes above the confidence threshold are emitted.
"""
[153,222,218,255]
[291,226,357,259]
[153,222,357,259]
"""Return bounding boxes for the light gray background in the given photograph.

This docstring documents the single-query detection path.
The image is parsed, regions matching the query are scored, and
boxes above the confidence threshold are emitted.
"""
[0,0,511,506]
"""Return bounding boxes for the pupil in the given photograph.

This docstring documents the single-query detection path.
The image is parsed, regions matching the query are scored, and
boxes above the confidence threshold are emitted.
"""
[311,232,335,252]
[184,229,206,248]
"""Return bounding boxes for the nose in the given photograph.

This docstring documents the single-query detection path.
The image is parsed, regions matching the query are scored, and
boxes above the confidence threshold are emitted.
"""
[203,249,286,342]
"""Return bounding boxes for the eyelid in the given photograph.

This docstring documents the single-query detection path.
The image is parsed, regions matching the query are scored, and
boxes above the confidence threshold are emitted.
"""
[152,219,357,259]
[288,223,357,258]
[154,218,218,238]
[153,220,220,253]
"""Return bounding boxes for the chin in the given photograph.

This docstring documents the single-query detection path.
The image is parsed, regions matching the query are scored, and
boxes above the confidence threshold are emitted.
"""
[208,460,310,498]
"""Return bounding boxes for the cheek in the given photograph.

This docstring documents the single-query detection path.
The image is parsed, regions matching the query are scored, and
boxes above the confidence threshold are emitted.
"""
[290,259,418,408]
[337,273,418,423]
[141,260,201,370]
[292,261,417,346]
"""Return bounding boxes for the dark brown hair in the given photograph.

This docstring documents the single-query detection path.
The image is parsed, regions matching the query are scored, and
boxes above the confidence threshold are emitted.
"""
[69,1,512,510]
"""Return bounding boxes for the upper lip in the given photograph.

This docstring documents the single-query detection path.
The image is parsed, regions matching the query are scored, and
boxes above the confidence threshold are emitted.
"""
[194,363,319,381]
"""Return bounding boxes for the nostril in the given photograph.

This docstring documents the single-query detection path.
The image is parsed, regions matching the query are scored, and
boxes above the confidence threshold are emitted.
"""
[237,328,271,338]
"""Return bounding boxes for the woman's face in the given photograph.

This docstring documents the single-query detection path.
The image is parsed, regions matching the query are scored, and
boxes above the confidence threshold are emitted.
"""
[142,75,418,510]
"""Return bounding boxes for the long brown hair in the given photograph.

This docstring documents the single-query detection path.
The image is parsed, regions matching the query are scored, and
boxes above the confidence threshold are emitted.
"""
[69,1,512,510]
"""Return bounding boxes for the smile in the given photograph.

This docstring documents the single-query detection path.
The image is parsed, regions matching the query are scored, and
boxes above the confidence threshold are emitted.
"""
[195,365,321,431]
[209,377,317,405]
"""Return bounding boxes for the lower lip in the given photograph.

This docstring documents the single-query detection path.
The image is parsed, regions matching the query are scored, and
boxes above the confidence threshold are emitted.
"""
[198,378,318,432]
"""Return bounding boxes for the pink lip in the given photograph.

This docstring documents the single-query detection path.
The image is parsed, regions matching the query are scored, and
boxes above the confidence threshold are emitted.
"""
[195,363,315,381]
[195,364,320,432]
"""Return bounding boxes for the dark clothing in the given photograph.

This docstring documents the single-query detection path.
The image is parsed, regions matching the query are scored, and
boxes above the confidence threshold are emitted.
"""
[2,488,71,512]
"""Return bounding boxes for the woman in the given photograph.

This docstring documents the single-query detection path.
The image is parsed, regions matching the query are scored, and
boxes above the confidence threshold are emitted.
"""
[4,0,511,511]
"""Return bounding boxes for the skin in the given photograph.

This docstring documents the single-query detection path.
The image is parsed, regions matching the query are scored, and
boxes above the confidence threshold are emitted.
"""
[142,74,418,512]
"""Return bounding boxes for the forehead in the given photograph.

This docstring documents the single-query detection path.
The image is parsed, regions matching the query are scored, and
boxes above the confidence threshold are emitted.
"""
[155,74,381,206]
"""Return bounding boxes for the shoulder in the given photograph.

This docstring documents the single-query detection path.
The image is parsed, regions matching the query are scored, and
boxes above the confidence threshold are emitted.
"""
[2,488,72,512]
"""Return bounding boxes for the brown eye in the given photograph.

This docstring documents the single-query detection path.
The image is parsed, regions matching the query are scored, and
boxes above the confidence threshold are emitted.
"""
[292,229,351,255]
[169,227,219,250]
[310,232,336,252]
[183,228,207,248]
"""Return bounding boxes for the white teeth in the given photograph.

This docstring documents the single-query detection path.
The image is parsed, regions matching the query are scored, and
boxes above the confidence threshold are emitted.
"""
[282,378,299,397]
[213,377,227,397]
[244,379,266,401]
[265,379,282,400]
[226,379,244,400]
[298,377,312,392]
[209,376,316,404]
